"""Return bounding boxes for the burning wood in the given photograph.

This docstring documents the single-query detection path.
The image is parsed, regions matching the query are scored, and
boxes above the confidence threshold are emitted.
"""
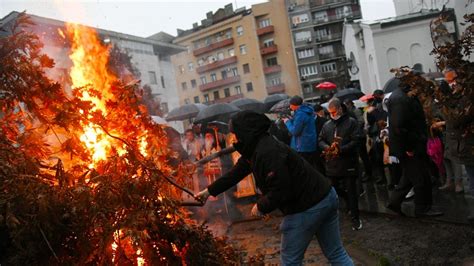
[0,13,240,265]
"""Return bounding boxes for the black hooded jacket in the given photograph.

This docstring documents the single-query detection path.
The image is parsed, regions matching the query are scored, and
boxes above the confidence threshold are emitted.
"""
[207,111,331,215]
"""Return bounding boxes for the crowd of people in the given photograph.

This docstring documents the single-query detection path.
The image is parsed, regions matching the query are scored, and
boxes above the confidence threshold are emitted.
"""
[178,67,472,265]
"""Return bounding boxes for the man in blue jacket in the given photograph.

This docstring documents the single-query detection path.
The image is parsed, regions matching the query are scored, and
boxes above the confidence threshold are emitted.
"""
[284,95,318,169]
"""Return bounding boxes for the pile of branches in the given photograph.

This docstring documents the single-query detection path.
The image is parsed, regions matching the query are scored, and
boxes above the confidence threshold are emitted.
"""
[391,11,473,133]
[0,14,240,265]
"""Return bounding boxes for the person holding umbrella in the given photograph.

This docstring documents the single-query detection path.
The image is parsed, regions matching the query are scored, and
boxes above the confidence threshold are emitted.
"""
[195,110,353,265]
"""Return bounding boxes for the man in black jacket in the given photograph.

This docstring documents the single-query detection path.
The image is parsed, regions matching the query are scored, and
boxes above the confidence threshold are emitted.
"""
[319,98,362,230]
[195,111,353,265]
[386,80,443,217]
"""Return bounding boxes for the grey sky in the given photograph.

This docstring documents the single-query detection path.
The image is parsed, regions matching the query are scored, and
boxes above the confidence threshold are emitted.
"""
[0,0,395,37]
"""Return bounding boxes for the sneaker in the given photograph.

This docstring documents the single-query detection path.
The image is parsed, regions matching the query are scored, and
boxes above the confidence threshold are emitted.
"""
[415,208,443,217]
[351,218,363,231]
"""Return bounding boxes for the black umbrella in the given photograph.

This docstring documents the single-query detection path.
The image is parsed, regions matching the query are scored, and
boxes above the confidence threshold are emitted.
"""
[383,77,401,93]
[268,99,290,114]
[165,103,207,121]
[263,93,289,112]
[194,103,241,124]
[230,98,266,113]
[333,88,364,102]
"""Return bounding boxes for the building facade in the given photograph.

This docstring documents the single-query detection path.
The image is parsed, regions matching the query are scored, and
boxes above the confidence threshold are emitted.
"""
[170,1,300,106]
[342,8,457,94]
[0,11,186,131]
[286,0,362,99]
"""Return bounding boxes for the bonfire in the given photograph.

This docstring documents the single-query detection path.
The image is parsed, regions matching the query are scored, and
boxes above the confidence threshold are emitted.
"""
[0,13,239,265]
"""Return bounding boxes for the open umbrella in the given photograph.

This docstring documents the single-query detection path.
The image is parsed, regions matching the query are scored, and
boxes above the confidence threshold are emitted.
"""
[268,99,290,114]
[151,115,168,125]
[263,93,289,111]
[194,103,241,124]
[382,77,401,93]
[316,82,337,90]
[333,88,364,102]
[165,103,207,121]
[359,94,374,102]
[230,98,265,113]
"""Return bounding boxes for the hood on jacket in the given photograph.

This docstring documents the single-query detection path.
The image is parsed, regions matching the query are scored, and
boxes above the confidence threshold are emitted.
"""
[296,104,314,115]
[230,110,271,158]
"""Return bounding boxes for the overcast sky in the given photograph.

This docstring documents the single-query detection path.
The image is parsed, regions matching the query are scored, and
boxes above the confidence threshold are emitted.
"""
[0,0,396,37]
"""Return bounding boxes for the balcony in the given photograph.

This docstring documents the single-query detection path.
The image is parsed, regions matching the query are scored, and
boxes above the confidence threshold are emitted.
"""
[309,0,354,10]
[318,50,345,60]
[211,93,244,104]
[196,56,237,74]
[313,11,362,25]
[193,38,234,57]
[260,44,278,56]
[266,83,286,94]
[263,65,282,75]
[257,25,274,36]
[199,75,241,92]
[315,32,343,43]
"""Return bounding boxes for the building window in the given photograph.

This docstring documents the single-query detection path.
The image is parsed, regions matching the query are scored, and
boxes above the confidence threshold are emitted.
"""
[266,57,278,66]
[294,31,311,42]
[210,73,217,82]
[235,85,242,95]
[188,62,194,71]
[243,63,250,74]
[208,56,217,64]
[259,18,271,28]
[297,48,315,59]
[231,67,238,76]
[236,26,243,36]
[161,102,168,114]
[300,64,318,76]
[239,44,247,55]
[178,65,185,74]
[213,91,220,100]
[319,45,334,55]
[184,98,190,104]
[221,70,228,79]
[315,28,329,40]
[160,76,165,88]
[269,76,281,86]
[191,79,197,88]
[198,58,205,66]
[200,76,207,85]
[181,82,187,90]
[217,52,225,60]
[321,62,337,73]
[313,11,328,23]
[228,48,235,56]
[148,71,157,84]
[204,94,209,103]
[246,82,253,92]
[224,88,231,97]
[336,6,352,19]
[263,38,274,47]
[292,13,309,25]
[194,96,200,103]
[303,85,312,94]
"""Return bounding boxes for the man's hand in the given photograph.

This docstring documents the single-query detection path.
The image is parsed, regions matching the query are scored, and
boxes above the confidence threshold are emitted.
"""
[251,204,263,217]
[282,117,289,123]
[194,189,210,204]
[406,151,414,157]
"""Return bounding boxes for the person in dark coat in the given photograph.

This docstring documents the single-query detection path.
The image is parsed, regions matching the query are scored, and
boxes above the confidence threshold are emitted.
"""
[284,96,318,169]
[314,104,328,175]
[386,78,443,217]
[319,98,362,230]
[195,111,353,265]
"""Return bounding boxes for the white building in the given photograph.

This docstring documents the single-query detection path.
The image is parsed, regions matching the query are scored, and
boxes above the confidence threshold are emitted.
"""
[342,10,451,93]
[342,0,472,94]
[0,11,186,132]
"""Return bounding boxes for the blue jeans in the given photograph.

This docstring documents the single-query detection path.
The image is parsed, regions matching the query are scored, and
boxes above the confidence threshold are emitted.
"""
[280,188,353,266]
[465,164,474,196]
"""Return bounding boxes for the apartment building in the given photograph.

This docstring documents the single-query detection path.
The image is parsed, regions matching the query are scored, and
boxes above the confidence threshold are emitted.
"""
[171,2,300,106]
[286,0,362,99]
